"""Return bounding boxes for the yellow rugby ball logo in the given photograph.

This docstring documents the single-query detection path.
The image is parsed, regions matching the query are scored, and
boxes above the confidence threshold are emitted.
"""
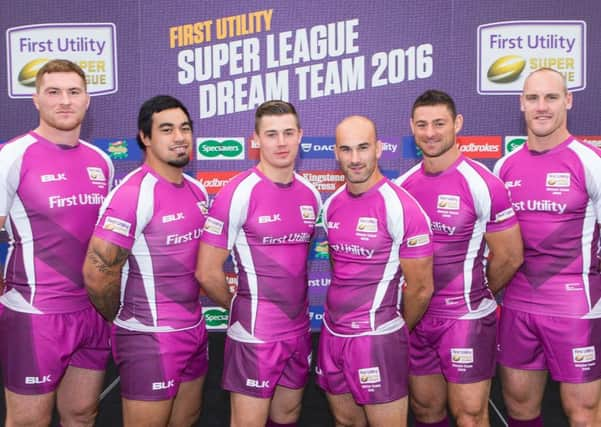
[487,55,526,83]
[18,58,50,86]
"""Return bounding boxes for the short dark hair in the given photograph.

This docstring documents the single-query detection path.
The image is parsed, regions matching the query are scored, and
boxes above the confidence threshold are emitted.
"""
[35,59,87,92]
[411,89,457,119]
[137,95,193,150]
[254,100,300,133]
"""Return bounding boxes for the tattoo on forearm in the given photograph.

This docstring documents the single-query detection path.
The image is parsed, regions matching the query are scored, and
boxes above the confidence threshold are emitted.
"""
[86,245,129,320]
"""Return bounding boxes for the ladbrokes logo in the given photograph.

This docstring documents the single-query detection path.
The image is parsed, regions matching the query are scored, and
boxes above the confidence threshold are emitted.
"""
[196,171,238,194]
[477,20,586,94]
[457,136,502,159]
[300,171,344,192]
[197,138,245,160]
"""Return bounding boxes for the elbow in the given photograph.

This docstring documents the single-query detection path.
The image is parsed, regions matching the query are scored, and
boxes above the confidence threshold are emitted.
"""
[508,247,524,272]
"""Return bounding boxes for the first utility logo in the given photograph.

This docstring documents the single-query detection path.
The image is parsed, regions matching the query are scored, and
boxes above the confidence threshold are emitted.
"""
[197,138,245,160]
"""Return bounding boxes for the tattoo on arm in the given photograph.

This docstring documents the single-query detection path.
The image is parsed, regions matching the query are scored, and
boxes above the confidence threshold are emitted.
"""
[86,244,129,321]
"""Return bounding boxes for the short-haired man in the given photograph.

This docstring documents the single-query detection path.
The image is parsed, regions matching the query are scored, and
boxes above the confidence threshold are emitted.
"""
[494,68,601,426]
[83,95,210,426]
[0,59,114,426]
[316,115,434,427]
[196,100,321,427]
[396,90,523,426]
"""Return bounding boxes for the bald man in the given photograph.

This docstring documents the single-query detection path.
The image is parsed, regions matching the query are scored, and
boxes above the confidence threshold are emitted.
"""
[316,115,434,427]
[494,68,601,426]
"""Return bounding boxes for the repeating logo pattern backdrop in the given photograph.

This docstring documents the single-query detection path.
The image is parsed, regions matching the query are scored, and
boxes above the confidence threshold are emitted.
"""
[2,0,600,330]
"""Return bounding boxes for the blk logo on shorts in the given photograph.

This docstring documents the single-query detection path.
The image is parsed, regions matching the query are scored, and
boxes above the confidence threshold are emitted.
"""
[25,375,52,384]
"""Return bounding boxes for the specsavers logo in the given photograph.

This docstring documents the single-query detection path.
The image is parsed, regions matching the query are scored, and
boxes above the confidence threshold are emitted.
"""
[202,307,229,329]
[197,138,245,160]
[7,23,118,98]
[504,136,526,153]
[477,20,586,94]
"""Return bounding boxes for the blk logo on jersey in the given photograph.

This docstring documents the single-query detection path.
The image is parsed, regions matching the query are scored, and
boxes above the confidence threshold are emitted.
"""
[162,212,185,223]
[40,173,67,182]
[258,213,281,223]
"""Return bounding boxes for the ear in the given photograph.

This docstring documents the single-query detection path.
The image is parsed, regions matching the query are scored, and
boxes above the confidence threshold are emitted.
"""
[32,93,40,111]
[454,114,464,134]
[519,95,526,112]
[139,130,151,148]
[409,117,415,135]
[376,139,383,160]
[566,92,573,110]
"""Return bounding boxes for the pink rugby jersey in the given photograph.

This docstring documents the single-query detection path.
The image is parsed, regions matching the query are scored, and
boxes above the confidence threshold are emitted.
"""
[494,136,601,318]
[0,131,114,314]
[396,155,517,319]
[93,164,209,331]
[200,167,321,343]
[322,177,433,336]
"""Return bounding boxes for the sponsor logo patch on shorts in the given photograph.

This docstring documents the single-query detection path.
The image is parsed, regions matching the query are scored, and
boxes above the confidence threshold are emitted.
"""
[358,366,381,384]
[451,348,474,364]
[573,346,596,363]
[102,216,131,236]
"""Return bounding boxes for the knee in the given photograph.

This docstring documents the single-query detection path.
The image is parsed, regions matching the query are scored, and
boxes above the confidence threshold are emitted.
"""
[332,414,367,427]
[59,401,98,427]
[411,396,447,422]
[168,408,201,427]
[454,410,488,427]
[6,412,53,427]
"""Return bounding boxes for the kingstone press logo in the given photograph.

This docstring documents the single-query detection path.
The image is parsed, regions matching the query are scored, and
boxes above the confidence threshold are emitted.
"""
[477,20,586,94]
[504,136,526,153]
[197,138,245,160]
[6,23,118,98]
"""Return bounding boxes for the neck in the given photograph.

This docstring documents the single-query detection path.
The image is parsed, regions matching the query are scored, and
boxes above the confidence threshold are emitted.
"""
[347,169,384,195]
[257,162,294,184]
[34,124,81,146]
[145,157,184,184]
[423,146,460,174]
[527,129,570,152]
